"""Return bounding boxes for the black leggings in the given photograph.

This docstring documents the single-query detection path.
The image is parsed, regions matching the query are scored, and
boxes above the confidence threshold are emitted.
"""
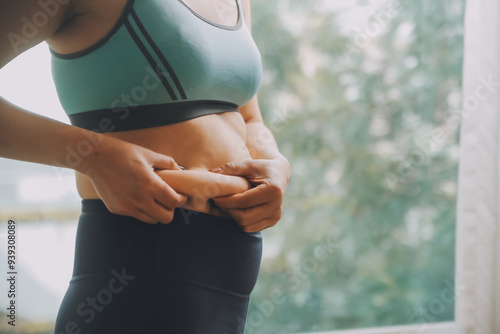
[54,199,262,334]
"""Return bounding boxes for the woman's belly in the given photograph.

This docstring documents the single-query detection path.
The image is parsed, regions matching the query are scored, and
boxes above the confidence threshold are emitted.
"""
[76,110,252,216]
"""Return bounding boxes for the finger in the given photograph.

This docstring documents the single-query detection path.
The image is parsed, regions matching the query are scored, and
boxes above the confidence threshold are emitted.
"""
[140,202,175,225]
[210,160,259,177]
[241,218,276,233]
[151,153,181,170]
[133,208,159,225]
[212,184,274,209]
[224,205,270,227]
[153,178,188,209]
[104,200,157,224]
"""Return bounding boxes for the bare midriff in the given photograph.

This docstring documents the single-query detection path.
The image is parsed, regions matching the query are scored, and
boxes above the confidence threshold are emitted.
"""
[76,110,253,217]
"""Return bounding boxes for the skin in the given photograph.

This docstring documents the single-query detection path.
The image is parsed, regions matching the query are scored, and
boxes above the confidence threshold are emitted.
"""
[0,0,291,232]
[155,169,251,216]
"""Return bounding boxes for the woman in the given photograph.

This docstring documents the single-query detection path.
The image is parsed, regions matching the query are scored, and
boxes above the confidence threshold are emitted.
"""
[0,0,290,333]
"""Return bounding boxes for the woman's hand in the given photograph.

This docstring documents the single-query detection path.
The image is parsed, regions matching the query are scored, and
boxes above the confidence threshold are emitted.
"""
[155,169,251,211]
[210,157,291,232]
[82,136,188,224]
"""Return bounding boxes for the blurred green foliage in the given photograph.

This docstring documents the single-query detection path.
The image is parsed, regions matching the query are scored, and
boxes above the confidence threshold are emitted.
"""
[246,0,464,332]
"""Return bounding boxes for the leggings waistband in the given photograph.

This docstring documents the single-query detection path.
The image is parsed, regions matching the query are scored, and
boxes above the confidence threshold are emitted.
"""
[81,198,235,224]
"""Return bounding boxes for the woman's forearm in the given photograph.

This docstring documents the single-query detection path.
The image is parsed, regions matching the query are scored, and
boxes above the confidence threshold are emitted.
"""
[0,97,105,174]
[245,120,291,179]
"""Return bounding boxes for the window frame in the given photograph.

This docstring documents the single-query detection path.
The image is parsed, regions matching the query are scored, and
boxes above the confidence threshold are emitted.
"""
[296,321,458,334]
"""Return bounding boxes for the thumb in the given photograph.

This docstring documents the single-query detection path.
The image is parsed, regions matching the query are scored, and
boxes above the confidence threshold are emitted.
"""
[151,153,181,170]
[210,160,255,176]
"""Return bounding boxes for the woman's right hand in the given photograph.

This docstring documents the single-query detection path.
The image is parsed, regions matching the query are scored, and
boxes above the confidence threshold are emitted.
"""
[81,135,188,224]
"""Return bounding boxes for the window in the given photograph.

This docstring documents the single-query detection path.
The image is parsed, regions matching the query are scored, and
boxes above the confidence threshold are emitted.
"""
[246,0,464,332]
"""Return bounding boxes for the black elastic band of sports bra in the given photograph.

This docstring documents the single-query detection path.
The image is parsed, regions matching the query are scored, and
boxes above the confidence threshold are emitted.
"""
[68,100,239,133]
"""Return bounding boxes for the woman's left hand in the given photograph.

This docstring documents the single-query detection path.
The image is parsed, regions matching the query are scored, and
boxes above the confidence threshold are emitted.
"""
[210,157,291,232]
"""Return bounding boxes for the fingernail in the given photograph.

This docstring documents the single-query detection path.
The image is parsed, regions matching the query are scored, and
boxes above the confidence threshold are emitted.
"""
[209,167,223,172]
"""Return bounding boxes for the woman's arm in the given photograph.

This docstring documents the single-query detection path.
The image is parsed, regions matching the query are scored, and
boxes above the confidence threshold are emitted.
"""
[212,97,291,232]
[0,2,89,168]
[209,0,291,232]
[0,2,187,224]
[155,169,251,210]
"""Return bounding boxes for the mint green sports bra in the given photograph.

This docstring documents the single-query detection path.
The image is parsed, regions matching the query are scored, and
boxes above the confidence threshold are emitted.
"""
[50,0,262,132]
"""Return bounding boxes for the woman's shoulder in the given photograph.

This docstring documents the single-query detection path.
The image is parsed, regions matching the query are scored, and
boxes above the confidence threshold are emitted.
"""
[46,0,131,56]
[0,0,77,67]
